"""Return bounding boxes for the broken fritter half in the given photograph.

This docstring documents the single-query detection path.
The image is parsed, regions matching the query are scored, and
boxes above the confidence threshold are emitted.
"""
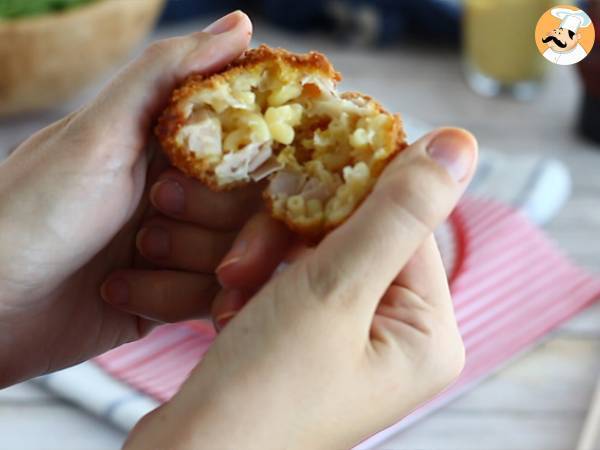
[156,45,407,240]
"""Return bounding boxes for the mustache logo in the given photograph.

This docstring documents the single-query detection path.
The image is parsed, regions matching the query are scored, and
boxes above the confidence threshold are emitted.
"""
[542,35,567,48]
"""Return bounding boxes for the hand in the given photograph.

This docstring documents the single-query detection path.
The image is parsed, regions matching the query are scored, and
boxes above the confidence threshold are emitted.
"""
[104,172,292,329]
[0,11,255,387]
[125,128,478,450]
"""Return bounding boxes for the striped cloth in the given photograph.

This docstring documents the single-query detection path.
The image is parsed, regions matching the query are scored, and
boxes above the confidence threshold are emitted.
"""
[56,195,596,448]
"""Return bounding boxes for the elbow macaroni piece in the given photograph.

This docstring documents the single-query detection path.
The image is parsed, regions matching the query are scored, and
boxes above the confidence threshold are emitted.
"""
[267,84,302,106]
[265,104,303,145]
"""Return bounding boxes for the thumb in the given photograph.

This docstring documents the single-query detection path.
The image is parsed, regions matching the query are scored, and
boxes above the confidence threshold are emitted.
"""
[79,11,252,146]
[297,128,478,314]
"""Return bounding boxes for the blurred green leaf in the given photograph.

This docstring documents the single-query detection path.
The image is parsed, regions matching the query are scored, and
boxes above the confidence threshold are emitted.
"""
[0,0,97,19]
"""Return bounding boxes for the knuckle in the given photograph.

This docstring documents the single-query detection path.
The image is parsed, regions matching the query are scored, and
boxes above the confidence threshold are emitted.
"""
[143,37,190,63]
[393,297,465,389]
[189,30,214,45]
[143,33,212,65]
[382,288,438,336]
[302,256,350,305]
[142,40,172,61]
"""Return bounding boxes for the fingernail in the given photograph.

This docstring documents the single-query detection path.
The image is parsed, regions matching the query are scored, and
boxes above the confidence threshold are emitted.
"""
[216,240,248,273]
[150,179,185,215]
[203,10,242,34]
[137,226,170,260]
[426,130,476,182]
[214,311,236,331]
[101,278,129,305]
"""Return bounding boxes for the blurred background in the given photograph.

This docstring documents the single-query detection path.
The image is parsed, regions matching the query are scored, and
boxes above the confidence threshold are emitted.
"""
[1,1,599,449]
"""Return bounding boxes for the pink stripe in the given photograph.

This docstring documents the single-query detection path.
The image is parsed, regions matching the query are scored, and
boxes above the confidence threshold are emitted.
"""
[462,270,588,350]
[455,255,557,312]
[468,213,537,251]
[466,214,516,246]
[144,354,204,400]
[452,240,561,305]
[463,272,591,349]
[455,252,570,323]
[95,325,189,360]
[131,366,189,401]
[457,291,596,401]
[106,335,200,377]
[97,326,195,369]
[121,332,213,385]
[451,229,541,292]
[461,279,600,381]
[95,327,185,359]
[118,355,197,390]
[451,229,543,292]
[457,199,507,231]
[467,219,529,252]
[152,363,198,399]
[116,335,203,375]
[123,339,208,388]
[468,221,540,259]
[462,204,515,240]
[467,210,534,248]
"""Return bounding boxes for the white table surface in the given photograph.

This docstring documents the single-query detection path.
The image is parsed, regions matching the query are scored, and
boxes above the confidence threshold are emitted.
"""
[1,19,599,450]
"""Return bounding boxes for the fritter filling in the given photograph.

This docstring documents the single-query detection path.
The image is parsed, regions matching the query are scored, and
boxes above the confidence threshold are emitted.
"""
[174,61,397,230]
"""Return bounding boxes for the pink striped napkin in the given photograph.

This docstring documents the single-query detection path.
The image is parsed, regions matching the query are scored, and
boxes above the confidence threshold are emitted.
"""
[94,196,600,447]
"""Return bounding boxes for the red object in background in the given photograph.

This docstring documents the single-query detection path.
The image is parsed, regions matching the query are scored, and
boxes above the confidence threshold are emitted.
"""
[579,1,600,143]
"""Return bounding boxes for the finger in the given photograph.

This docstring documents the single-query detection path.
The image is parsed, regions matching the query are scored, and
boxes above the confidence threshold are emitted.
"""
[136,216,236,273]
[80,11,253,162]
[216,212,294,290]
[297,128,477,314]
[149,168,264,230]
[392,235,451,311]
[211,289,248,331]
[101,270,219,322]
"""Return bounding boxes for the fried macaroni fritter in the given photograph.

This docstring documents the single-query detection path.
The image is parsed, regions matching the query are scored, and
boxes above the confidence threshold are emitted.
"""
[156,45,407,239]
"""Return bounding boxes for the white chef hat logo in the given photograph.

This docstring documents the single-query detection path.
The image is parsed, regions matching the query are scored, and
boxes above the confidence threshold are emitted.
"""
[551,7,592,33]
[536,5,595,66]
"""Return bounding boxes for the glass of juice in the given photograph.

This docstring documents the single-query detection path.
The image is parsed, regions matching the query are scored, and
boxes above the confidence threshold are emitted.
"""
[463,0,558,100]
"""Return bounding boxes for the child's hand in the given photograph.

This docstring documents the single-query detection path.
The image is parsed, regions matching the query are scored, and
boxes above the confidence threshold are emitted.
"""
[0,11,255,386]
[125,128,478,450]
